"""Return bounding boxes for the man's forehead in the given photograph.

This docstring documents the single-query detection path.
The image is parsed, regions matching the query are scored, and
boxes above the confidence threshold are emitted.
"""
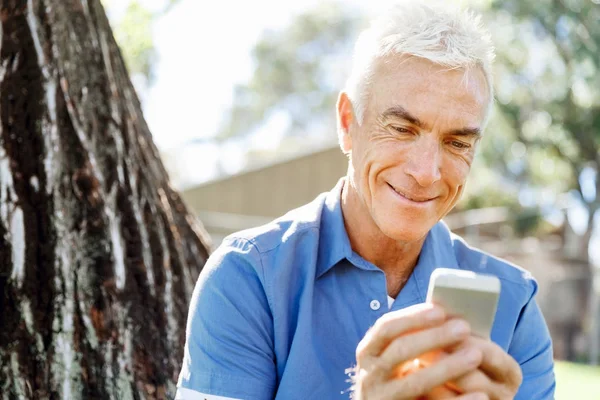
[374,55,487,90]
[367,56,490,123]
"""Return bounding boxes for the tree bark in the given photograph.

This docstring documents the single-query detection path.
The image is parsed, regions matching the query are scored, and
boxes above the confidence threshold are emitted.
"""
[0,1,211,398]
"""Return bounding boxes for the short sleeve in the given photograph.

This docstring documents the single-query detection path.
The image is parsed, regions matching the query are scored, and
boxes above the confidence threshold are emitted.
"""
[177,237,276,399]
[509,281,556,400]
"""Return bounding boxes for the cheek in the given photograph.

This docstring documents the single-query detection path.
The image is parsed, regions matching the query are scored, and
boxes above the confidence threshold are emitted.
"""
[445,158,471,191]
[354,140,389,180]
[368,140,408,173]
[440,159,471,210]
[349,141,379,205]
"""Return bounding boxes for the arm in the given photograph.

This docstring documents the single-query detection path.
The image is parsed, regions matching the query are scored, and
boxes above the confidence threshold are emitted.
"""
[176,237,276,399]
[508,284,556,400]
[174,388,240,400]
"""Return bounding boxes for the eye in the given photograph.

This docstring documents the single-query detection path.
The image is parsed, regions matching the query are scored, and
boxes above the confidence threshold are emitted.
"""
[391,126,411,134]
[450,140,471,150]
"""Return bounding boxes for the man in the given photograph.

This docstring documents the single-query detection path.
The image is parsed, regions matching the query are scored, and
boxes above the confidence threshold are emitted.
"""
[176,1,555,399]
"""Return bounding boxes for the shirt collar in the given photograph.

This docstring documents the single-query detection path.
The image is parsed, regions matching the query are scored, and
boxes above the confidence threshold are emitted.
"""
[316,178,353,278]
[410,221,461,301]
[316,178,460,285]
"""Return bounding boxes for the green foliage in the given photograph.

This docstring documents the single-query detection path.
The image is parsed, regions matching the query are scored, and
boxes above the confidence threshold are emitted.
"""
[488,0,600,200]
[216,2,363,140]
[457,169,544,237]
[512,207,543,236]
[458,185,519,211]
[112,1,156,80]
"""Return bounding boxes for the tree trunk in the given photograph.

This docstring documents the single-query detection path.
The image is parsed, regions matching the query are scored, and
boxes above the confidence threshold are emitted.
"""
[0,1,211,399]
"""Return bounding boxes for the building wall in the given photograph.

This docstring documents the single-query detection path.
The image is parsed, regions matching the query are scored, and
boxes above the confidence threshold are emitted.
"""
[182,146,348,218]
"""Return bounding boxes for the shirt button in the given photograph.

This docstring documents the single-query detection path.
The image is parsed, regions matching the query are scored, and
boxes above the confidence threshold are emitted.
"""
[370,300,381,311]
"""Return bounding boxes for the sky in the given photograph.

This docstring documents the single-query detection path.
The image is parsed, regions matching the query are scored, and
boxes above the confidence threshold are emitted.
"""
[107,0,397,186]
[147,0,330,150]
[144,0,400,149]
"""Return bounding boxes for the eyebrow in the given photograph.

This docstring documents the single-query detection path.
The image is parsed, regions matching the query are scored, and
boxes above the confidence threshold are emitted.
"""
[380,106,481,138]
[381,106,424,127]
[446,127,482,139]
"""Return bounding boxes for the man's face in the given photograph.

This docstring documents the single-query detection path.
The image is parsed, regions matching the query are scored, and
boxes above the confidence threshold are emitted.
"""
[340,56,490,243]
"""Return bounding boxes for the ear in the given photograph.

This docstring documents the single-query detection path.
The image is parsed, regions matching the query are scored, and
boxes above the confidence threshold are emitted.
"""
[336,92,354,154]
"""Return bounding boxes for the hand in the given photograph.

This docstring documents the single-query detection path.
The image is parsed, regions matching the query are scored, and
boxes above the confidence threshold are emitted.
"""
[353,303,486,400]
[395,351,466,398]
[404,336,523,400]
[442,336,523,400]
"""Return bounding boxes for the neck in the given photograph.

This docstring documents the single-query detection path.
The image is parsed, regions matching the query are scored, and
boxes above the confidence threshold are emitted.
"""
[340,177,426,297]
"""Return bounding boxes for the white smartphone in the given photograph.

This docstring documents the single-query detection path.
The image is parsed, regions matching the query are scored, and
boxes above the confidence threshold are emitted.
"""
[426,268,501,339]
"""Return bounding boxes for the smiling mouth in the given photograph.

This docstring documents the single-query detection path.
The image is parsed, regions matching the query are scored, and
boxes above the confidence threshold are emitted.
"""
[387,183,435,203]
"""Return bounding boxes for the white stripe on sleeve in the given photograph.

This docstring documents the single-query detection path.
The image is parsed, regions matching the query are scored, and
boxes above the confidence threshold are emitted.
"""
[174,387,241,400]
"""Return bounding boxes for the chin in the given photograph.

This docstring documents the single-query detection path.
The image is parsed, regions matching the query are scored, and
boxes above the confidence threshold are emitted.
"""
[374,213,435,243]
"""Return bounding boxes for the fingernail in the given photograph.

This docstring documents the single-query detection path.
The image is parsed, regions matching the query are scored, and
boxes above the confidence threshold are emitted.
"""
[425,307,445,322]
[461,348,481,365]
[449,320,470,336]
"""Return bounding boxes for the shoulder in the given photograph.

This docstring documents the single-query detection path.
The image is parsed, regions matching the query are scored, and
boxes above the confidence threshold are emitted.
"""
[223,192,328,255]
[438,225,545,349]
[201,192,327,288]
[202,193,329,323]
[441,224,538,300]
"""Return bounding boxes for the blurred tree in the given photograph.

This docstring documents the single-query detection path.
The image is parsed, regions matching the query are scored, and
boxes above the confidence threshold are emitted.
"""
[102,0,157,83]
[216,1,363,144]
[112,1,156,81]
[487,0,600,363]
[0,1,210,398]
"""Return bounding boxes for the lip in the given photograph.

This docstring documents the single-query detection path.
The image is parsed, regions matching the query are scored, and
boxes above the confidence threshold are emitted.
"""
[387,183,436,203]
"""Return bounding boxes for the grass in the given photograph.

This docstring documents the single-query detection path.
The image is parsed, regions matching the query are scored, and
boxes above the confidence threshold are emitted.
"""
[555,360,600,399]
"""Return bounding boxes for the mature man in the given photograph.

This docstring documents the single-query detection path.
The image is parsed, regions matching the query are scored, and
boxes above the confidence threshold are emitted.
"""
[176,1,555,399]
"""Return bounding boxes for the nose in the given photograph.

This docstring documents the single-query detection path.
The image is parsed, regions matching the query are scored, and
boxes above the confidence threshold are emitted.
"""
[404,136,442,187]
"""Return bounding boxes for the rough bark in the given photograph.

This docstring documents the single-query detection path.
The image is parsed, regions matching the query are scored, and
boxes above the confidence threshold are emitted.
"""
[0,1,211,398]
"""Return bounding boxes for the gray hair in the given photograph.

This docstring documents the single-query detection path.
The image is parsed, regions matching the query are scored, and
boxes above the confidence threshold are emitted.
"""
[345,0,496,127]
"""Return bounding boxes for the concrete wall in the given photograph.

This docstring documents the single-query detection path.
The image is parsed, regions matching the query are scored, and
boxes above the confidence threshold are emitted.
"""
[182,146,348,218]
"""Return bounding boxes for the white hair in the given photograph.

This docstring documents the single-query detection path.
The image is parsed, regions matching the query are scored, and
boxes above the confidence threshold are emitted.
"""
[345,0,496,127]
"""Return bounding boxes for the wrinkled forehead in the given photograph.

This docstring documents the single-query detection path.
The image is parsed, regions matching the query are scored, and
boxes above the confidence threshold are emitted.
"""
[375,55,489,95]
[367,55,491,121]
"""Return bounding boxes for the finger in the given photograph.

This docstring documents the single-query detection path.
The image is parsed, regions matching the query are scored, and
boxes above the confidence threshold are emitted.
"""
[462,337,523,389]
[372,318,471,380]
[405,348,514,400]
[424,385,459,399]
[454,393,489,400]
[375,346,483,400]
[451,368,496,395]
[356,303,446,360]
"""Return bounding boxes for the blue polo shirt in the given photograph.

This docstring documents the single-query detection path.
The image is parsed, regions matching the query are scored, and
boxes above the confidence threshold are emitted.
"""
[177,179,555,399]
